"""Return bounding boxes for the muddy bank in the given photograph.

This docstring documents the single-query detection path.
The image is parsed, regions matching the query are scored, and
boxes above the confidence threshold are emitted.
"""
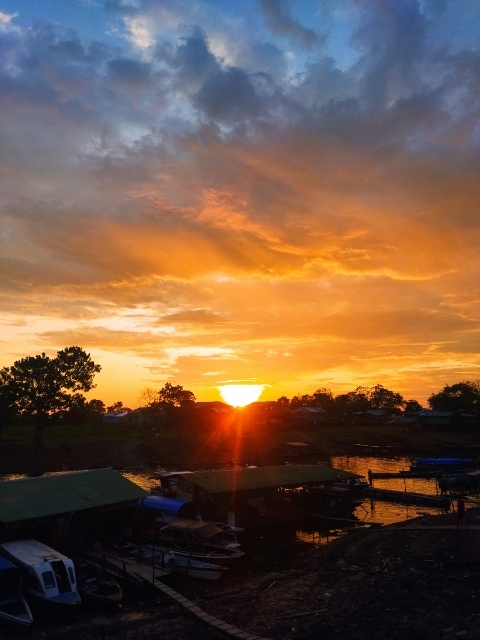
[10,510,480,640]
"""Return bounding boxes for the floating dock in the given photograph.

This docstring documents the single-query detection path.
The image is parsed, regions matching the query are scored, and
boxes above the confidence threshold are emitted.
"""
[368,470,440,480]
[361,487,450,508]
[85,548,271,640]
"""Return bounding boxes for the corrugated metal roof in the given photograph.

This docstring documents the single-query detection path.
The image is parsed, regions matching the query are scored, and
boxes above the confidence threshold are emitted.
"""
[0,468,148,525]
[182,465,357,495]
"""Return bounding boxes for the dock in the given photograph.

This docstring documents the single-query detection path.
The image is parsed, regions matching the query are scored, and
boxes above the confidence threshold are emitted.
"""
[368,470,440,480]
[85,548,271,640]
[361,487,450,508]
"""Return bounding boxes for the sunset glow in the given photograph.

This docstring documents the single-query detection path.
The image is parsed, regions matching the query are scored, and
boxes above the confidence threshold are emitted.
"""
[217,385,265,408]
[1,2,480,406]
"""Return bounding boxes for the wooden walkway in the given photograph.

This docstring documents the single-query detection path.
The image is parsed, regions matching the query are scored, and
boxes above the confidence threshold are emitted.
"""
[85,549,271,640]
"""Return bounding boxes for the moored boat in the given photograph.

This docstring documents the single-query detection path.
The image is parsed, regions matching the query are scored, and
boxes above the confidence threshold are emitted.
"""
[0,540,81,614]
[76,563,122,607]
[0,555,33,631]
[122,544,227,580]
[152,516,245,564]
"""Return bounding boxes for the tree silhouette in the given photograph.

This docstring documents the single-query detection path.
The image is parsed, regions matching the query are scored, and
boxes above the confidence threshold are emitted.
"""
[9,346,101,453]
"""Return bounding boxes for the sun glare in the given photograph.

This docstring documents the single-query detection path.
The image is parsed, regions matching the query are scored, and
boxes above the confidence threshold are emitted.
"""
[217,384,265,407]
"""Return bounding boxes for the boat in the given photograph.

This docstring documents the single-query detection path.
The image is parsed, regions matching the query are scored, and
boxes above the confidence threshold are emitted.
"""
[0,555,33,631]
[152,516,245,564]
[76,563,122,607]
[122,544,227,580]
[332,477,369,490]
[0,540,81,613]
[411,457,475,470]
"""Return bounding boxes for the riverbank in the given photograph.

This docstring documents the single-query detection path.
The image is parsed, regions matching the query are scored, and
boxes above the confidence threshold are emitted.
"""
[12,508,480,640]
[1,422,479,476]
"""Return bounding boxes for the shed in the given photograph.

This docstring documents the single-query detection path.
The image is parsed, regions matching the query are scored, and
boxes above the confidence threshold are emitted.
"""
[176,464,357,527]
[0,468,147,531]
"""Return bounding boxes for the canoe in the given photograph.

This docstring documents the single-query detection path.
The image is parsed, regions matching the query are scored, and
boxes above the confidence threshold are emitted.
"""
[0,555,33,631]
[77,564,122,607]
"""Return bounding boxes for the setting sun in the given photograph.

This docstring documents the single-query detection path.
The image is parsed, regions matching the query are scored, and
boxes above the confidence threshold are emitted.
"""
[217,384,265,407]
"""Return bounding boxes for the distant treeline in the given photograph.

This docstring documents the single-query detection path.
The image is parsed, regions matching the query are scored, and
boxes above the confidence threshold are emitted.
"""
[277,381,480,416]
[2,345,480,453]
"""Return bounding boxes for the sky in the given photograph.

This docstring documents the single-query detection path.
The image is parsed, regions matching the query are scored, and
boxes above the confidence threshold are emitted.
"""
[1,0,480,407]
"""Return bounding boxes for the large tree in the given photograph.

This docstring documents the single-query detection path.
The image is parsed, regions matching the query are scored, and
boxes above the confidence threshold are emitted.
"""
[428,381,480,414]
[9,346,101,453]
[154,383,196,409]
[0,367,19,436]
[369,384,405,412]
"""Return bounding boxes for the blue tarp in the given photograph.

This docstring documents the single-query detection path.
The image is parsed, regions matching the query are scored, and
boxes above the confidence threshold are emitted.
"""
[137,496,197,517]
[0,555,17,571]
[414,458,474,464]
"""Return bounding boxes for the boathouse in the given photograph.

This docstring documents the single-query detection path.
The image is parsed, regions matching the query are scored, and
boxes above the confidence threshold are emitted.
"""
[0,468,148,543]
[175,464,357,527]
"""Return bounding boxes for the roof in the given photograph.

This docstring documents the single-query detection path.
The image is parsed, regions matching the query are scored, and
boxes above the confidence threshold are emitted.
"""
[1,540,70,566]
[155,516,222,539]
[0,468,148,525]
[285,442,310,446]
[293,407,326,413]
[419,411,454,417]
[181,465,357,495]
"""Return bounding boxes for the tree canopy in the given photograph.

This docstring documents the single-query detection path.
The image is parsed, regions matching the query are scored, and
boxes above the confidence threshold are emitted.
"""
[153,383,196,409]
[428,381,480,414]
[8,346,101,452]
[281,384,407,416]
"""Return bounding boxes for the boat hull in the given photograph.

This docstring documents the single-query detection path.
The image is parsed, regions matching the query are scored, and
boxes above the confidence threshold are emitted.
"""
[0,597,33,633]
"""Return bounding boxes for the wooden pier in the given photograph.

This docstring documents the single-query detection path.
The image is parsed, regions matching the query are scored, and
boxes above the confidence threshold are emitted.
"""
[361,487,450,508]
[85,548,271,640]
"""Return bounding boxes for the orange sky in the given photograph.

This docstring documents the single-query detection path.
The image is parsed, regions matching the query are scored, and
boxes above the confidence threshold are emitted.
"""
[1,2,480,406]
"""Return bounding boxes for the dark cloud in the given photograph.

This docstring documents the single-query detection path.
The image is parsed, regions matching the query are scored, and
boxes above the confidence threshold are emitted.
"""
[108,57,153,87]
[193,67,263,123]
[258,0,321,50]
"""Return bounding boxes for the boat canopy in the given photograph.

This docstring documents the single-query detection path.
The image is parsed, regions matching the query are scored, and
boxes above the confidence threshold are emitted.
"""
[0,555,17,571]
[137,496,198,517]
[414,458,474,465]
[155,516,222,539]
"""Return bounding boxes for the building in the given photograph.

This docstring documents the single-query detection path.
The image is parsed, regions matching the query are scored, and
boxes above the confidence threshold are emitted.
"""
[194,401,234,431]
[102,411,130,424]
[291,406,327,429]
[0,468,148,544]
[175,464,357,528]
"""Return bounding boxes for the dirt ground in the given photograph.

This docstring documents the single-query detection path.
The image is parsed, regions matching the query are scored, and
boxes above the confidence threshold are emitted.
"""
[5,508,480,640]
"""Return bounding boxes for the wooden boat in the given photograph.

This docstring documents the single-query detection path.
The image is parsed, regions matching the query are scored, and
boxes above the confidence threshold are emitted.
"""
[122,544,227,580]
[0,555,33,631]
[0,540,81,613]
[152,516,245,564]
[76,563,122,607]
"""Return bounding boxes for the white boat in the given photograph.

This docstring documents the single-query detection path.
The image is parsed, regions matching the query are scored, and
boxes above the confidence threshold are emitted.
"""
[152,516,245,564]
[0,540,81,613]
[0,555,33,631]
[124,545,228,581]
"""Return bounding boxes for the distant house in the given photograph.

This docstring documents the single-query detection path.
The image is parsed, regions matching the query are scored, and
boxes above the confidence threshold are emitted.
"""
[242,402,288,431]
[419,410,454,427]
[291,407,327,429]
[365,409,389,422]
[127,407,165,428]
[102,411,130,424]
[194,401,234,431]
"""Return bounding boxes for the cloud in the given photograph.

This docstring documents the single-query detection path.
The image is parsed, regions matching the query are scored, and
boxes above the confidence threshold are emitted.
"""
[1,1,480,404]
[258,0,321,50]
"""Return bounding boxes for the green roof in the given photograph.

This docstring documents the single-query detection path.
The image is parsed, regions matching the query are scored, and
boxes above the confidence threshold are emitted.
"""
[181,465,357,495]
[0,468,148,525]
